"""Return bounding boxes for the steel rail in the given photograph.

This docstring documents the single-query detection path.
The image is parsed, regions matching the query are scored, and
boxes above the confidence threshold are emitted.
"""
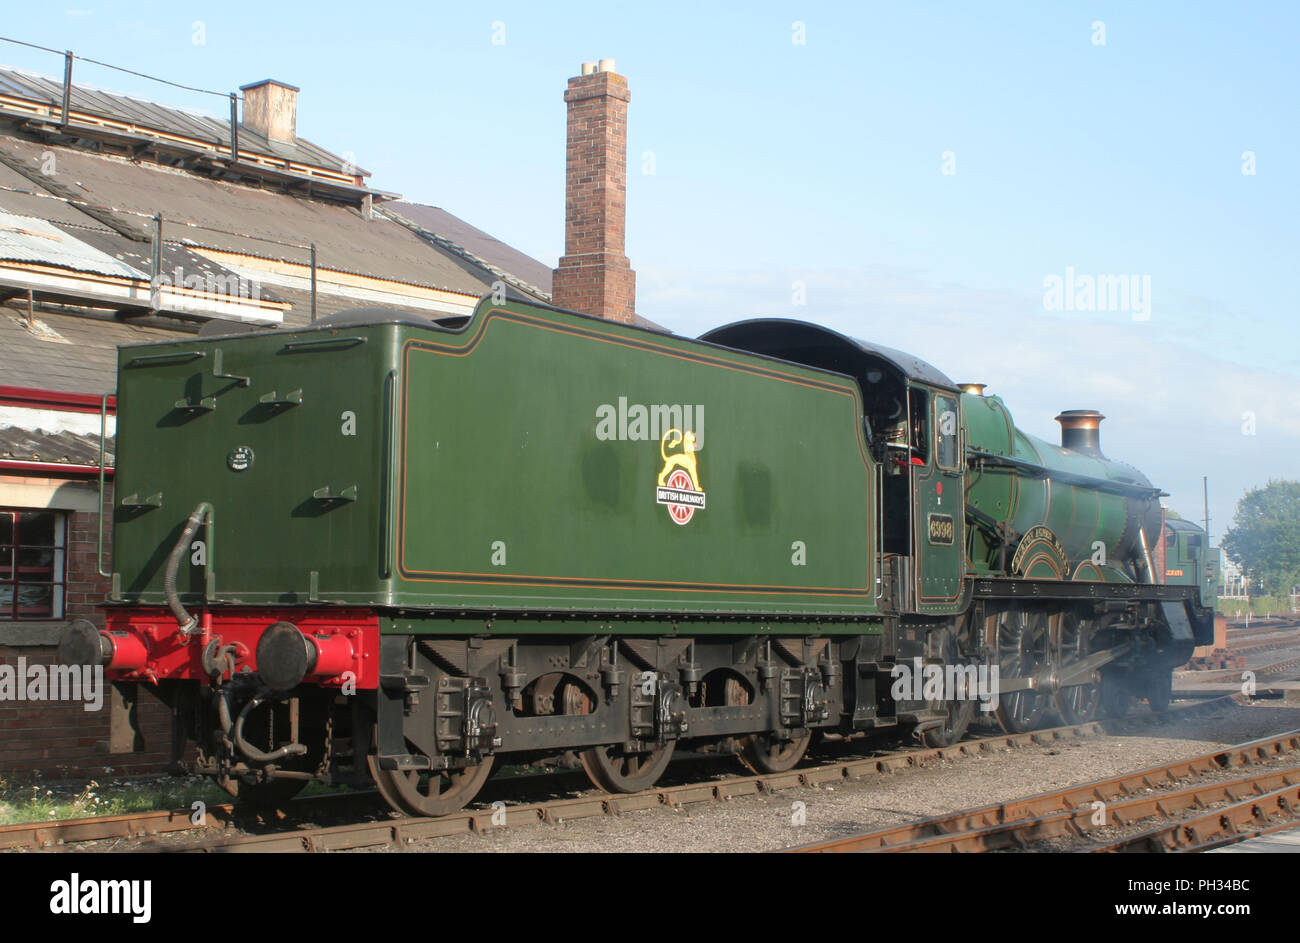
[1089,780,1300,853]
[1175,818,1300,853]
[787,723,1300,853]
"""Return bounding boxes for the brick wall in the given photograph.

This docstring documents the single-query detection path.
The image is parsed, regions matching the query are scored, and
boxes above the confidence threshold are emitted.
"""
[552,66,637,324]
[0,480,176,781]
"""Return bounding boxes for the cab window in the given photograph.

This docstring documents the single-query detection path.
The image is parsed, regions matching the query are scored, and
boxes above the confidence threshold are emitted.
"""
[908,389,929,465]
[934,394,959,470]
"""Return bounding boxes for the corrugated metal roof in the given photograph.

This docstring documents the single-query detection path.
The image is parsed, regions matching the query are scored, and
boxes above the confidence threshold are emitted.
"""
[0,136,495,296]
[0,423,111,467]
[0,292,453,397]
[0,209,145,279]
[0,65,363,177]
[68,227,286,305]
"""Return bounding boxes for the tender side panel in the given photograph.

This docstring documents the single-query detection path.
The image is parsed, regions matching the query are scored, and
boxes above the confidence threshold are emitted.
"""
[395,304,877,615]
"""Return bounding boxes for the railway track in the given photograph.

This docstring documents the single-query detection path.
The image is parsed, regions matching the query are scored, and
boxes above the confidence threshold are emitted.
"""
[1187,654,1300,685]
[1,695,1242,853]
[787,725,1300,853]
[1226,624,1300,643]
[1089,774,1300,853]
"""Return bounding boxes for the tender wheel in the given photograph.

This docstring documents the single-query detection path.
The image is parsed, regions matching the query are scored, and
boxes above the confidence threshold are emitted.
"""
[995,608,1050,733]
[739,733,814,774]
[580,742,675,793]
[1054,609,1102,725]
[724,677,813,774]
[564,676,675,793]
[368,752,495,817]
[367,715,493,817]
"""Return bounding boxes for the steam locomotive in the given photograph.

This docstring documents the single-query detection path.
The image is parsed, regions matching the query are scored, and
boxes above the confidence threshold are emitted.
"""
[59,296,1217,815]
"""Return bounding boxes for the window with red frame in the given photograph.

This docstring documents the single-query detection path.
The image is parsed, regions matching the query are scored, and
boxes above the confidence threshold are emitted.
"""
[0,509,67,620]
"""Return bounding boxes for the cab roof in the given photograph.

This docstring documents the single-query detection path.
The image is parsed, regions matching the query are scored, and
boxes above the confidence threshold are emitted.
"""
[699,319,958,391]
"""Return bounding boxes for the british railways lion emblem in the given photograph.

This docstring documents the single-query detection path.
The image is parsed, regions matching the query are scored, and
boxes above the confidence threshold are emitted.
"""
[655,428,706,525]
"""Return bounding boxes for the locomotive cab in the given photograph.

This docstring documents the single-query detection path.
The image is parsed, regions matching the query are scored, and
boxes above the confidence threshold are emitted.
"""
[699,319,968,615]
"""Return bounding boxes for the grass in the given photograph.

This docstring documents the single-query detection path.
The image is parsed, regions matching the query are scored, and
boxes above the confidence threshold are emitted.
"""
[0,770,373,825]
[0,773,232,826]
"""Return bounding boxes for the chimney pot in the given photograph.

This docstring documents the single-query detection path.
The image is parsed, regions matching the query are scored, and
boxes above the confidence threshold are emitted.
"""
[1055,409,1106,457]
[239,78,299,144]
[598,58,616,72]
[581,61,597,75]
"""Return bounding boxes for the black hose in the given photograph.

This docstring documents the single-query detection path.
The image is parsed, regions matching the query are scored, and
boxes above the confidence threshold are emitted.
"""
[217,688,307,764]
[164,502,211,636]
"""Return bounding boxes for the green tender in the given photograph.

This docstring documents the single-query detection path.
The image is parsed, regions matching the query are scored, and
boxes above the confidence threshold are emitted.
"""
[110,300,881,623]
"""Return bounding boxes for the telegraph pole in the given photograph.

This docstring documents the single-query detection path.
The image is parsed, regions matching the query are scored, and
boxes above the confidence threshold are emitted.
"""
[1202,476,1210,541]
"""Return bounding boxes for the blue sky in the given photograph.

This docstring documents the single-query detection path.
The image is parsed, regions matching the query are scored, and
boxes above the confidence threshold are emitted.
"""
[3,1,1296,542]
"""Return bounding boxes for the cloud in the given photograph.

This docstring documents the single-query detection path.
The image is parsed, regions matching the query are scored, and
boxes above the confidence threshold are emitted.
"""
[638,263,1299,537]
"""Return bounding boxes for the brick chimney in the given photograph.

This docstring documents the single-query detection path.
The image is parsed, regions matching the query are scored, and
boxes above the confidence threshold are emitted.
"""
[240,79,299,143]
[552,60,636,323]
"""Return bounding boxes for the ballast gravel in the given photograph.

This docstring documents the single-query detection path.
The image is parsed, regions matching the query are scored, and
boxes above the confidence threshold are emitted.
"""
[366,700,1300,853]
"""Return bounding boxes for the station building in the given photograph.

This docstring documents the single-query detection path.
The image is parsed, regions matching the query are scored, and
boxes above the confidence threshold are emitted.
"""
[0,60,568,778]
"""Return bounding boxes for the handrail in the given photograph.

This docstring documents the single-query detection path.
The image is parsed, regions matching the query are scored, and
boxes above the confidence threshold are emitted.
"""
[874,464,883,602]
[95,392,111,579]
[125,350,205,368]
[966,448,1165,499]
[280,336,367,353]
[380,369,398,580]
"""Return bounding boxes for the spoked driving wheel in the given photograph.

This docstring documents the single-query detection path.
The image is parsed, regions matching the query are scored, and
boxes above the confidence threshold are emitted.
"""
[995,608,1051,733]
[724,677,813,774]
[1054,609,1102,725]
